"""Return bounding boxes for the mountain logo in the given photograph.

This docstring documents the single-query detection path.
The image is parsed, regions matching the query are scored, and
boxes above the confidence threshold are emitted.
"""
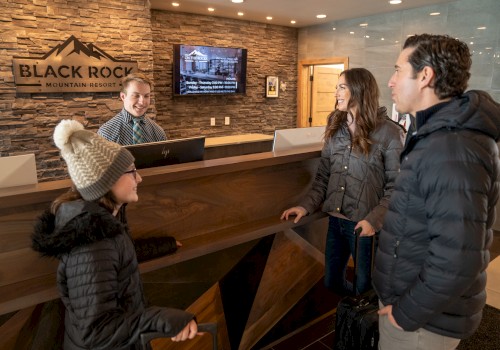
[12,35,138,93]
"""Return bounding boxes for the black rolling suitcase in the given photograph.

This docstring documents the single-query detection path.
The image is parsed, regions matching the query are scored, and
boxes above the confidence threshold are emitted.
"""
[140,322,218,350]
[333,228,379,350]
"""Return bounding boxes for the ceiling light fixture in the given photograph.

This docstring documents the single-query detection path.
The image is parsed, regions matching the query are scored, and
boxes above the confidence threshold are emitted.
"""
[172,2,179,7]
[266,16,273,20]
[430,12,440,15]
[237,12,244,16]
[231,0,244,3]
[477,26,486,30]
[208,7,215,12]
[316,14,327,19]
[291,20,296,24]
[350,31,354,34]
[360,23,368,27]
[389,0,402,4]
[332,27,336,31]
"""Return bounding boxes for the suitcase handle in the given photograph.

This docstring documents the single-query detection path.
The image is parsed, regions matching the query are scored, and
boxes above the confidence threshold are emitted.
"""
[140,322,217,349]
[352,227,375,295]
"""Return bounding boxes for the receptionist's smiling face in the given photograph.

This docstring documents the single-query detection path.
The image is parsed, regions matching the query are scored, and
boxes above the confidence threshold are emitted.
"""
[121,81,151,117]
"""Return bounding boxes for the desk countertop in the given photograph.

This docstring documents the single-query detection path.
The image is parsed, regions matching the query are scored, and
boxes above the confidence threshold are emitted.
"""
[205,133,273,147]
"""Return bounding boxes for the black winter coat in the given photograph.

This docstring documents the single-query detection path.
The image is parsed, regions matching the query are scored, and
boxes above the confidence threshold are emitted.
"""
[373,90,500,339]
[32,200,194,349]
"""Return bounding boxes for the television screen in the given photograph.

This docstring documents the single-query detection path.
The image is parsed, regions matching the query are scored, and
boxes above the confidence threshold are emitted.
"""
[173,44,247,96]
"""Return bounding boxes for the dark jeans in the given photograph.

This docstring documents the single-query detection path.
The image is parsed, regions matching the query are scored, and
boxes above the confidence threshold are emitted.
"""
[324,216,374,295]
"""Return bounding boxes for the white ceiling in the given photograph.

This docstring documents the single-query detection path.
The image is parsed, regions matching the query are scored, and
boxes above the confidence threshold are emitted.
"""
[150,0,454,28]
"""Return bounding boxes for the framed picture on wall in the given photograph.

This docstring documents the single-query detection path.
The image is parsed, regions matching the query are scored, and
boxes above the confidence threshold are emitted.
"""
[266,76,279,98]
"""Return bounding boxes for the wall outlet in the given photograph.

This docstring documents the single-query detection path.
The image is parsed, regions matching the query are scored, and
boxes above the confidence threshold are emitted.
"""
[210,117,216,126]
[224,117,230,125]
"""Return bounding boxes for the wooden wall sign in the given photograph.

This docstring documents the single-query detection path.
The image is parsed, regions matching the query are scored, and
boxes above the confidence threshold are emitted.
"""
[12,35,138,93]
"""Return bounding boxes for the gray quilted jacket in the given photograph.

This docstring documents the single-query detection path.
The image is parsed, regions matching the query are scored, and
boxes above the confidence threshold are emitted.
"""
[300,113,403,231]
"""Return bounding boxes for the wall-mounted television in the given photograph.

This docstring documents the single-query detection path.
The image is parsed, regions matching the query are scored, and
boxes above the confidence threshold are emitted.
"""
[173,44,247,96]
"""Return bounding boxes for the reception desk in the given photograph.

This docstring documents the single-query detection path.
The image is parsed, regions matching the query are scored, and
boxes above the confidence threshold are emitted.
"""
[204,133,274,159]
[0,145,327,349]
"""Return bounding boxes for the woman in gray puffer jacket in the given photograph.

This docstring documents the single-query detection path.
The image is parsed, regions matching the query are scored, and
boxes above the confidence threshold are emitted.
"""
[281,68,403,295]
[32,120,197,349]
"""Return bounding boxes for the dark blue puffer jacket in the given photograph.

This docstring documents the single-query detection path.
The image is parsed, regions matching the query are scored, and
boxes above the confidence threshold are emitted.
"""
[373,90,500,339]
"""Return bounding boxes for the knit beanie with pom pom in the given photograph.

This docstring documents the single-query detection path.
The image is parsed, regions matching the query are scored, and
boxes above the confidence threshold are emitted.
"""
[53,119,135,201]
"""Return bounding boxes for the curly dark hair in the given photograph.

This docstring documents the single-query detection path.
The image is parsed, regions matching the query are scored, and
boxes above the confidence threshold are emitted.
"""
[403,34,471,99]
[324,68,385,155]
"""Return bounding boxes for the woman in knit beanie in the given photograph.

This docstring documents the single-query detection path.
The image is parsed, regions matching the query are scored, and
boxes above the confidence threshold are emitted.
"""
[32,120,198,349]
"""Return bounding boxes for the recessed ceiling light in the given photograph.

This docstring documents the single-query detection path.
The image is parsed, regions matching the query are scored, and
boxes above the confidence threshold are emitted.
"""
[172,2,179,7]
[232,0,244,3]
[470,42,474,45]
[291,20,296,24]
[266,16,273,20]
[208,7,215,12]
[316,14,327,19]
[381,38,385,40]
[477,26,486,30]
[430,12,440,16]
[350,31,354,34]
[360,23,368,27]
[332,27,336,31]
[237,12,244,16]
[364,35,370,38]
[485,47,492,50]
[389,0,402,4]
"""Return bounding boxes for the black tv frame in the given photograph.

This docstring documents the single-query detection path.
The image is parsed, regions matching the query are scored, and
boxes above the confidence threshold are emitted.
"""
[173,44,247,96]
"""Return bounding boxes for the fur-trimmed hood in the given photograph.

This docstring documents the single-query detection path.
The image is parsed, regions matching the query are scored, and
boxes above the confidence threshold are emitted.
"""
[32,200,125,259]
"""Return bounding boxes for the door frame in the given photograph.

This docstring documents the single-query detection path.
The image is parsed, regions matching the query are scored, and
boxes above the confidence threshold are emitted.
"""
[297,57,349,127]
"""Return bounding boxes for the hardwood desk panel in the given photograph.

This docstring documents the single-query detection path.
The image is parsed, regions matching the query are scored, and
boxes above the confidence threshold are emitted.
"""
[0,146,322,316]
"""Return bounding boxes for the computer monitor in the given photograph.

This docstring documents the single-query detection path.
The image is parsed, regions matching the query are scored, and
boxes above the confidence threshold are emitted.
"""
[0,154,38,188]
[272,126,325,152]
[124,137,205,169]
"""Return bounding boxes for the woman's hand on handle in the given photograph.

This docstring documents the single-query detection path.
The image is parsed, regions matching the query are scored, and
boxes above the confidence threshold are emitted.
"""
[280,206,308,224]
[355,220,376,237]
[171,319,198,342]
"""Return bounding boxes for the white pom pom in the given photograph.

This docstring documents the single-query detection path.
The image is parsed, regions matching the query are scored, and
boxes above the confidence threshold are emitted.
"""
[53,119,84,150]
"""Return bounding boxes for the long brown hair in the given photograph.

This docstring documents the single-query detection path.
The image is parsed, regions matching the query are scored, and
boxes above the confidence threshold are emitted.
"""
[51,183,120,216]
[324,68,383,155]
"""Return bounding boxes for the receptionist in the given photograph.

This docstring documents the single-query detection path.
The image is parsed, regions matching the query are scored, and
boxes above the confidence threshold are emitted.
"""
[98,73,167,145]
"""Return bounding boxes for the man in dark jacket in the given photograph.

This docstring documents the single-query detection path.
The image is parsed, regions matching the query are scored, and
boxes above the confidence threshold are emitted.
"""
[373,33,500,350]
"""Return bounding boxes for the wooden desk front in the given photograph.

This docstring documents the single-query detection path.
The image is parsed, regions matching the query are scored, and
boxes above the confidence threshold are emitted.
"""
[0,146,323,317]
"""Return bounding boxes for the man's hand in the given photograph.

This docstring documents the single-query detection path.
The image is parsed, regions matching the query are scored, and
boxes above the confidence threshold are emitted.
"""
[378,304,403,330]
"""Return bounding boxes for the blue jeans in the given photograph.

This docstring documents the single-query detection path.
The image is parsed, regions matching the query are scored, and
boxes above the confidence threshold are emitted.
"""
[324,216,374,295]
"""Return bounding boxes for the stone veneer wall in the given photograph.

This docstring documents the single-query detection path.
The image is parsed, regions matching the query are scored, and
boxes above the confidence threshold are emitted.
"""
[0,0,154,181]
[0,2,298,182]
[151,10,298,139]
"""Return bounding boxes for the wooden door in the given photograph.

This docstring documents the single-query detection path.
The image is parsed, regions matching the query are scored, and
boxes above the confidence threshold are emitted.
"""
[297,57,348,128]
[310,66,342,127]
